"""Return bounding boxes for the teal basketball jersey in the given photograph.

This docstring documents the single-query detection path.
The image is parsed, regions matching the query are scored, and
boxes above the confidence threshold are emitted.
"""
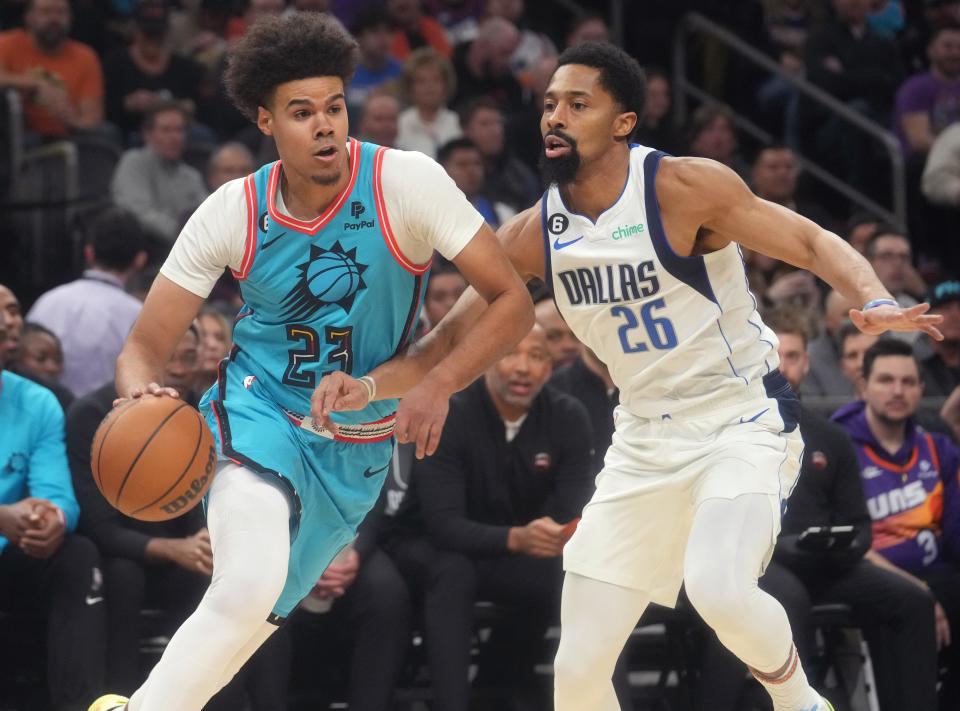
[196,140,433,617]
[211,138,431,428]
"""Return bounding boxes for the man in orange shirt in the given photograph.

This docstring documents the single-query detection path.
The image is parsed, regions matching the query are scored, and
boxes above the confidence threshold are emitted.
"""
[0,0,104,138]
[387,0,451,61]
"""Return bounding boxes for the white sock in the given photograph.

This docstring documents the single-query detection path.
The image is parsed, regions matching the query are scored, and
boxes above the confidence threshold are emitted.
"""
[752,644,823,711]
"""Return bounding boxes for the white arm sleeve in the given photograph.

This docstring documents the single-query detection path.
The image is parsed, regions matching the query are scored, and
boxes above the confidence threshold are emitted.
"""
[380,149,486,264]
[159,179,249,297]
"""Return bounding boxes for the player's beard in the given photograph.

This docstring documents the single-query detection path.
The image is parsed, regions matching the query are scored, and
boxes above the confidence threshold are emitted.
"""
[310,168,342,186]
[538,130,581,186]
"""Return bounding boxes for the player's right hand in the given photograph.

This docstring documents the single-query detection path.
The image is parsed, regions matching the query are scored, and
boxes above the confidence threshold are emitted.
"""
[113,382,180,408]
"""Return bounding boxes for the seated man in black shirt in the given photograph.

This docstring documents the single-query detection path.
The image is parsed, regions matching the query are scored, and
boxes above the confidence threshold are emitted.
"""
[67,324,288,709]
[383,324,595,711]
[697,307,939,711]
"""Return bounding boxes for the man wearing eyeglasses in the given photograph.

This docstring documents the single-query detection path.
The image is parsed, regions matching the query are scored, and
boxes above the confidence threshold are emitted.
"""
[865,228,927,311]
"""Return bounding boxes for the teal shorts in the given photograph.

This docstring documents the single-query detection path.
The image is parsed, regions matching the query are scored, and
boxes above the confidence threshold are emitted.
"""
[199,361,393,618]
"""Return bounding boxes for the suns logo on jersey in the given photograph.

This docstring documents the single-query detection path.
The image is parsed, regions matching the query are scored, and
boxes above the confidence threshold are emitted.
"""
[280,241,368,320]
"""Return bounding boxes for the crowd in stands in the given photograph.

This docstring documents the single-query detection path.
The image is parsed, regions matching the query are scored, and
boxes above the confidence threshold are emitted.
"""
[4,0,960,710]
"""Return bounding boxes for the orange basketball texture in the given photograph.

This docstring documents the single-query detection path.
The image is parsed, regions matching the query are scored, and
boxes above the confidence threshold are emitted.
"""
[91,396,217,522]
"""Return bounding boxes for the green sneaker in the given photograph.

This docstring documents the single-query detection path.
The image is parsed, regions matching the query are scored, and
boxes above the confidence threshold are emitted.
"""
[88,694,128,711]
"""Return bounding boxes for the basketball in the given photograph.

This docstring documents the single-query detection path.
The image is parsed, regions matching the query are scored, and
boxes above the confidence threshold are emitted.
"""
[91,395,217,522]
[306,251,361,303]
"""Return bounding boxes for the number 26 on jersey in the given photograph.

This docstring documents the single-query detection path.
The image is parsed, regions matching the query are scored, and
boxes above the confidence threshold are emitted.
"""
[611,298,678,353]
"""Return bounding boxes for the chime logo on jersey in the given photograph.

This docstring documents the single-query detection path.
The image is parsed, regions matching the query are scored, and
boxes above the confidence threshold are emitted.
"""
[557,261,661,306]
[280,240,368,320]
[611,222,644,241]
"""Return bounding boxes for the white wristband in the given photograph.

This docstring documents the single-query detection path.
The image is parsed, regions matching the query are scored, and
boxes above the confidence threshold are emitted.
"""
[358,376,376,402]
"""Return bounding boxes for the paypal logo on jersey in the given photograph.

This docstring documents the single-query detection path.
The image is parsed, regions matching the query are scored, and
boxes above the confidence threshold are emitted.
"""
[557,261,660,306]
[344,200,376,231]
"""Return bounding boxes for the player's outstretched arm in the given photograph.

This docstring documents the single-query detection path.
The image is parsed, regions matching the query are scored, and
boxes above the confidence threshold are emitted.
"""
[115,274,205,401]
[665,157,943,340]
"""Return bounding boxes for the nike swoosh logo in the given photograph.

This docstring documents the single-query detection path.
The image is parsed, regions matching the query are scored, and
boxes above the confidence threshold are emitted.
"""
[85,595,103,606]
[261,231,287,250]
[553,235,584,250]
[738,408,769,424]
[362,463,390,479]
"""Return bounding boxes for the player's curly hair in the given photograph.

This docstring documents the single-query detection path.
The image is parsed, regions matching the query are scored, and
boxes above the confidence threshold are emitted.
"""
[556,42,645,133]
[225,13,359,122]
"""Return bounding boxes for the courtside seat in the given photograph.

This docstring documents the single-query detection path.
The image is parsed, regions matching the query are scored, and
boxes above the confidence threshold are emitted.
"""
[807,603,881,711]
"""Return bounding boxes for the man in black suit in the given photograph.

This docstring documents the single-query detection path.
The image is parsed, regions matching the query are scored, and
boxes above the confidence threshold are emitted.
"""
[383,323,595,711]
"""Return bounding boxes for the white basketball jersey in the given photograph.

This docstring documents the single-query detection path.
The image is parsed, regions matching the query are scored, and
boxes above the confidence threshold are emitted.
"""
[544,145,779,419]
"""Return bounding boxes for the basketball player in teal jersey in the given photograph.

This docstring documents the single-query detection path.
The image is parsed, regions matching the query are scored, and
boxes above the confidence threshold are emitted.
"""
[89,14,533,711]
[317,44,944,711]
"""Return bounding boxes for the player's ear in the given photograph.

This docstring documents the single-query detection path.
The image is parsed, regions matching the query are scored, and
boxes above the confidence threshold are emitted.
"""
[257,106,274,137]
[613,111,637,141]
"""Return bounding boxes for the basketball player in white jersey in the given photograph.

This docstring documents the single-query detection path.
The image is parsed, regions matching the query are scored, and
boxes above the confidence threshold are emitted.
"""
[316,43,943,710]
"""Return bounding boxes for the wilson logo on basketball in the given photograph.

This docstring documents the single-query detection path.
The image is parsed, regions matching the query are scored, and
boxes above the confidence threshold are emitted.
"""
[160,445,217,516]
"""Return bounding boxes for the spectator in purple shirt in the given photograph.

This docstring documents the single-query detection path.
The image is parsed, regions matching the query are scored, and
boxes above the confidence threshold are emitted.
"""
[894,22,960,158]
[833,338,960,708]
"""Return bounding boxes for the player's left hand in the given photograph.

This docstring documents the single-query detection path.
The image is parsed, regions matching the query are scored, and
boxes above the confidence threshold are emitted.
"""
[849,303,943,340]
[311,372,370,434]
[395,379,453,459]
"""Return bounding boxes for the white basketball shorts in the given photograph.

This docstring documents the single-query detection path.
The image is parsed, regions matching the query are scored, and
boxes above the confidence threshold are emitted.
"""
[563,383,804,607]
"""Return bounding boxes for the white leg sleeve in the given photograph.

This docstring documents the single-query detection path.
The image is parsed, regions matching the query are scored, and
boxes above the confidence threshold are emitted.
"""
[214,620,279,689]
[554,572,650,711]
[129,464,291,711]
[683,493,820,710]
[683,493,790,671]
